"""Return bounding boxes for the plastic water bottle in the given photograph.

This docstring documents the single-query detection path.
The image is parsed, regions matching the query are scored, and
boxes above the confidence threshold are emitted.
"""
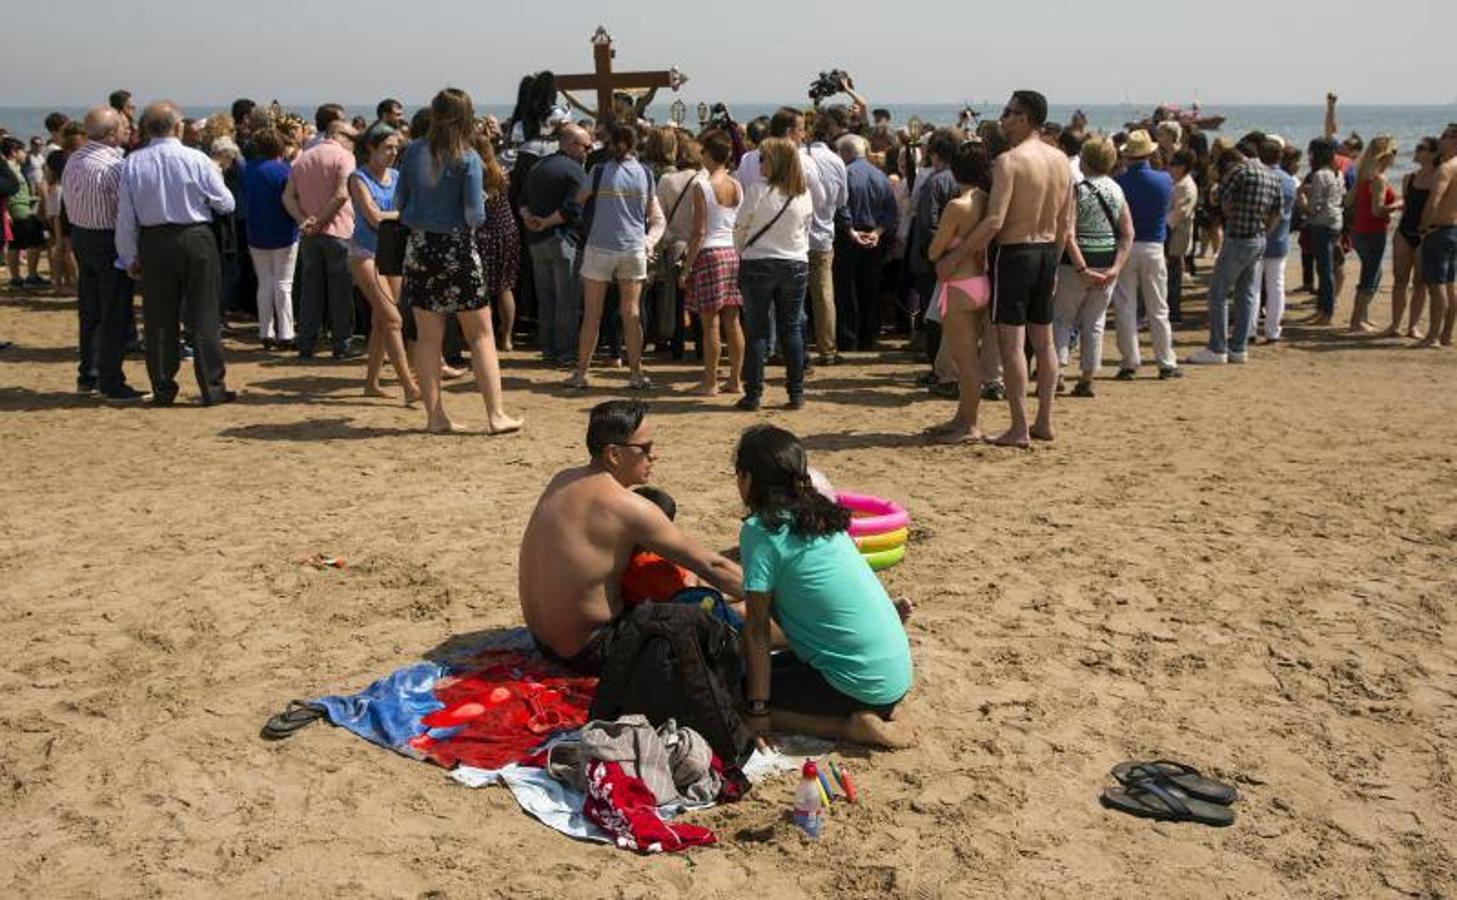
[792,759,825,838]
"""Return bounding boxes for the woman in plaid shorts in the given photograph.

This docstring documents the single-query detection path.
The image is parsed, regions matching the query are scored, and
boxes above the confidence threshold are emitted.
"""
[680,130,744,396]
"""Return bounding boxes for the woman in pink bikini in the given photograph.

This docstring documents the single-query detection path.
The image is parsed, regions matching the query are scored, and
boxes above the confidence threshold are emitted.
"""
[923,141,993,444]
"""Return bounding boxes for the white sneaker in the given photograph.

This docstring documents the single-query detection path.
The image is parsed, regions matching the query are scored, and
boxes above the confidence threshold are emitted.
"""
[1186,348,1227,365]
[1228,351,1248,364]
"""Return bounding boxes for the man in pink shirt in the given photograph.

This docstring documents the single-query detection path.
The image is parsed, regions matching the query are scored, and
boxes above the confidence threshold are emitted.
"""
[284,120,358,358]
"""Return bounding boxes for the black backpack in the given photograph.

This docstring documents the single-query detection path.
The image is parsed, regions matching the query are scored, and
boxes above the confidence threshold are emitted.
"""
[589,602,754,767]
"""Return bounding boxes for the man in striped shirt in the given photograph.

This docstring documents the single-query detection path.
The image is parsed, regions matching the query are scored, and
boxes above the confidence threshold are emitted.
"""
[62,107,145,400]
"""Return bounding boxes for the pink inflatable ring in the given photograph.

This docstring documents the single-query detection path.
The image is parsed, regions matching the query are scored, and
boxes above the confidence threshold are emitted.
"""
[838,491,910,538]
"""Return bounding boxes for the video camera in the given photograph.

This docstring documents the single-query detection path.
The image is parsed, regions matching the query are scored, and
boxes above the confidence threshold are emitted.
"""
[808,69,851,105]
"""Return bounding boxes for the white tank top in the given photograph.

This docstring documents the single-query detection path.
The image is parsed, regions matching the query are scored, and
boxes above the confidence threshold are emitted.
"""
[699,176,740,250]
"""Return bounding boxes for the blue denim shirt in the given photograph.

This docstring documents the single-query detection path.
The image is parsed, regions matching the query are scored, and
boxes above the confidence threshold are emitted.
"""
[1264,166,1298,259]
[395,139,485,234]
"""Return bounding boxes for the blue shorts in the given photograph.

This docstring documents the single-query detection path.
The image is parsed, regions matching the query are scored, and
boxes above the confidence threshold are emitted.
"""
[1421,226,1457,285]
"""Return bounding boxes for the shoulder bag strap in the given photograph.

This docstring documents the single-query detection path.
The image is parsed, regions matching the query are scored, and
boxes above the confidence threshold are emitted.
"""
[1082,180,1119,234]
[745,194,795,249]
[665,173,696,228]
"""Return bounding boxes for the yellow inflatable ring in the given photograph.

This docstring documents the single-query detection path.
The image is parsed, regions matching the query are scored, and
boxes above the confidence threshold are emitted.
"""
[861,544,906,572]
[855,528,908,553]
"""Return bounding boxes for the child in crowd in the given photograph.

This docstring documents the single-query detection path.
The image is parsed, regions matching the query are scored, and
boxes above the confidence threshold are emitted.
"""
[621,486,698,607]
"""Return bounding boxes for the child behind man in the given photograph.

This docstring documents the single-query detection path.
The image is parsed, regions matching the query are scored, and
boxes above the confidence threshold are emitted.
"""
[621,486,698,607]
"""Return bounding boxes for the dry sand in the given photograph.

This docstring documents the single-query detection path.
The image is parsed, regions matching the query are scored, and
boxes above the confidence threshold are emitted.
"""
[2,260,1455,899]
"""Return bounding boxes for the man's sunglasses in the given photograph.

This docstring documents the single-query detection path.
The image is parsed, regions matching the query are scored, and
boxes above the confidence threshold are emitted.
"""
[1000,106,1025,120]
[611,441,655,456]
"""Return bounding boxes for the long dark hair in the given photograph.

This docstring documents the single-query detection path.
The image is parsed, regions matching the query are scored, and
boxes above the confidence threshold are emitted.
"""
[735,426,849,538]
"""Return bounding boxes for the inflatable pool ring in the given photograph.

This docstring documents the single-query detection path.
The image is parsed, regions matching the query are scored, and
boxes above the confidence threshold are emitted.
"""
[838,491,910,538]
[854,527,908,554]
[861,544,906,572]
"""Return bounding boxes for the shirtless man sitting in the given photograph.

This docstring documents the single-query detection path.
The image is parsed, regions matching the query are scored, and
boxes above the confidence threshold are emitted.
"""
[942,90,1072,447]
[519,399,743,673]
[1417,123,1457,347]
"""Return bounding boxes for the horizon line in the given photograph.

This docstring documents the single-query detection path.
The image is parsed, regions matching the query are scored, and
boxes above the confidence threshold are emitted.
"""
[3,99,1456,111]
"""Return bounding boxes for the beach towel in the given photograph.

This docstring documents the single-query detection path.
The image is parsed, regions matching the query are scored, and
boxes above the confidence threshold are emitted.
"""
[308,628,831,851]
[312,629,596,771]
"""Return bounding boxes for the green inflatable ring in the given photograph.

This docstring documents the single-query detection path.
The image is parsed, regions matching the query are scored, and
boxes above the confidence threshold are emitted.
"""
[861,544,906,572]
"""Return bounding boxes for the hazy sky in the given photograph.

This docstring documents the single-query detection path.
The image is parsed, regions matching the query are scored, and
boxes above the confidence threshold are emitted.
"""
[3,0,1452,108]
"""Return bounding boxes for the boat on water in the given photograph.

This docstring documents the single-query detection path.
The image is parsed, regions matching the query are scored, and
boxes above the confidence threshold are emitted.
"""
[1125,103,1225,132]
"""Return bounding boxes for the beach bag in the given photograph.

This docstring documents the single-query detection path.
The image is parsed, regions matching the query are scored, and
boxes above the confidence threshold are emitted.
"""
[589,602,754,767]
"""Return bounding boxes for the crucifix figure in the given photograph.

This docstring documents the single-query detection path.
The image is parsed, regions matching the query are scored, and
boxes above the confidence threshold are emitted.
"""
[554,27,687,128]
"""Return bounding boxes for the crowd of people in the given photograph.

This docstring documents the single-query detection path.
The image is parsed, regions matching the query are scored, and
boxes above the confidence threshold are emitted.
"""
[5,79,1457,756]
[2,83,1455,435]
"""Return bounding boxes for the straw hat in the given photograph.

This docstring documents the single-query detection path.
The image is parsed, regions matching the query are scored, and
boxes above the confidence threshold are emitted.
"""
[1122,129,1155,158]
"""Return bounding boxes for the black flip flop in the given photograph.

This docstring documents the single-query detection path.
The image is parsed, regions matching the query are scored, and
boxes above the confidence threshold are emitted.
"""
[1111,759,1239,805]
[1101,773,1236,827]
[261,700,327,741]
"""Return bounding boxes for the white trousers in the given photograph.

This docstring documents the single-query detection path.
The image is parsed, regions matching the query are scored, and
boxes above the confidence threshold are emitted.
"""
[1052,264,1115,377]
[1252,254,1287,341]
[250,244,299,341]
[1113,242,1176,369]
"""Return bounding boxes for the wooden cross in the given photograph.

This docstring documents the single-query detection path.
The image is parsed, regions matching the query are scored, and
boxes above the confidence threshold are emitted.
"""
[554,27,684,127]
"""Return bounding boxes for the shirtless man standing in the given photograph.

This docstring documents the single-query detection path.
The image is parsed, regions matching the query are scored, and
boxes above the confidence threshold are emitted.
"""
[519,400,743,673]
[943,90,1072,447]
[1417,123,1457,347]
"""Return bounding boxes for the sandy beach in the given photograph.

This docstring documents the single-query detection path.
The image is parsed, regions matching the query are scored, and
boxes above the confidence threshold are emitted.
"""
[1,258,1455,899]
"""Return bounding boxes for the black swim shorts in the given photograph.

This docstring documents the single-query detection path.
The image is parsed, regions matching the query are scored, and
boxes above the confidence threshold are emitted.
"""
[1421,225,1457,286]
[990,241,1059,327]
[534,618,623,676]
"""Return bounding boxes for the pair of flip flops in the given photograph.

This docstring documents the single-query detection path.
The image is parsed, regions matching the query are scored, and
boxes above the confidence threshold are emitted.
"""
[1100,760,1240,827]
[261,700,327,741]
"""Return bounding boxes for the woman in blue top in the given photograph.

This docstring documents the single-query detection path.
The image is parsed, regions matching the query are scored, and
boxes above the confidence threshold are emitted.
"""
[348,124,418,404]
[565,124,666,391]
[396,88,522,436]
[242,128,299,350]
[735,425,914,749]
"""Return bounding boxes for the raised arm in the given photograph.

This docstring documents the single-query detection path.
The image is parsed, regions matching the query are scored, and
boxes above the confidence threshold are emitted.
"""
[1323,93,1338,140]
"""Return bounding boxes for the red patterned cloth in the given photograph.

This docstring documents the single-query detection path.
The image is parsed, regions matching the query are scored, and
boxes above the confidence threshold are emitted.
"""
[582,760,718,853]
[408,652,596,770]
[685,246,742,314]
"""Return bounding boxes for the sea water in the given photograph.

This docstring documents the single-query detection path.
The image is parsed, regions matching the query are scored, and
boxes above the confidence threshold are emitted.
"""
[5,102,1451,175]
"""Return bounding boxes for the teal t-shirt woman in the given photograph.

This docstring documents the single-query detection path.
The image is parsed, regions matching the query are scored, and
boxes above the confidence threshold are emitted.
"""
[735,425,914,748]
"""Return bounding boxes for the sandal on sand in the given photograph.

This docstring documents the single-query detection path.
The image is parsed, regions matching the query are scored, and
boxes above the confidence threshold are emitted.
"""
[1101,772,1235,827]
[1111,760,1238,805]
[262,700,327,741]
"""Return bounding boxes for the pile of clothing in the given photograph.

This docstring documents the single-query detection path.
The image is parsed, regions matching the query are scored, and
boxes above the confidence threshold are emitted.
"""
[541,715,745,852]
